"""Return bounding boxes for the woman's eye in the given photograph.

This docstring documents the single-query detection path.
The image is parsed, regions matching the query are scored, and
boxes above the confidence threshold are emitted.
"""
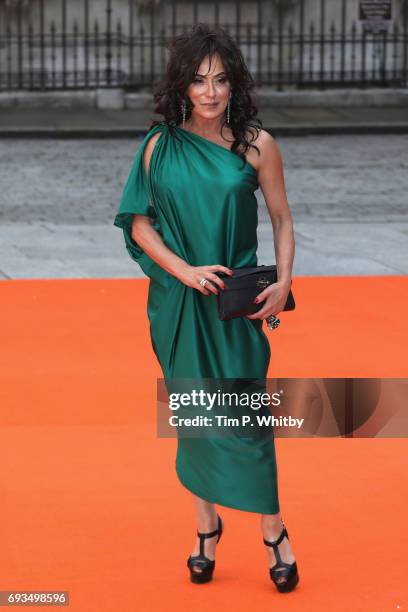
[192,77,228,84]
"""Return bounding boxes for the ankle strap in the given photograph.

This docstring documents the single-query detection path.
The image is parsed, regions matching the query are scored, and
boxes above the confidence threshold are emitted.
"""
[197,515,222,557]
[197,527,219,539]
[197,514,221,540]
[263,525,289,568]
[263,525,288,548]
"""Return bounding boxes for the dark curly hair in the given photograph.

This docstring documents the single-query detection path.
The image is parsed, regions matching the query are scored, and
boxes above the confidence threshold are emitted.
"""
[150,23,262,167]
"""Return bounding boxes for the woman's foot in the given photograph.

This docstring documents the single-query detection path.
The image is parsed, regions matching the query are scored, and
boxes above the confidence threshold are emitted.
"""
[189,514,221,575]
[262,518,297,586]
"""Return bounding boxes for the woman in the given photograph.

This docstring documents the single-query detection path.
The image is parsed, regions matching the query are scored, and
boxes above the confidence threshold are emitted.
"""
[113,24,298,591]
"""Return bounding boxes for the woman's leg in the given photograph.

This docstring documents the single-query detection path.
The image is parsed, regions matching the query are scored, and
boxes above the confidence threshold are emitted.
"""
[189,493,219,574]
[261,512,296,584]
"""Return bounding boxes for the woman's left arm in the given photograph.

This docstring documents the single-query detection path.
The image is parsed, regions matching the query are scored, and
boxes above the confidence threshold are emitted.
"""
[246,130,295,320]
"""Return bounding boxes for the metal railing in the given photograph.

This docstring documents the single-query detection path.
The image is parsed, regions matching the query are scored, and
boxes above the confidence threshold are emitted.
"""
[0,0,407,91]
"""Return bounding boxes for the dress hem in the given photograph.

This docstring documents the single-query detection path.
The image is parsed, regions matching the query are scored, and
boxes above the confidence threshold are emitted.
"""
[175,463,280,516]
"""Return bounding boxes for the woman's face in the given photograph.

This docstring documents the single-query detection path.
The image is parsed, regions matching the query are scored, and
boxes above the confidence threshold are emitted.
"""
[186,54,231,122]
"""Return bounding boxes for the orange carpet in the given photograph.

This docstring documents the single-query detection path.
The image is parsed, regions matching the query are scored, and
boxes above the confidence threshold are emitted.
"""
[0,276,407,611]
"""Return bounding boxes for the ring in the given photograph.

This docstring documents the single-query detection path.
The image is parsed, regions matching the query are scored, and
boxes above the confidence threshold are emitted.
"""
[266,314,280,331]
[199,278,208,287]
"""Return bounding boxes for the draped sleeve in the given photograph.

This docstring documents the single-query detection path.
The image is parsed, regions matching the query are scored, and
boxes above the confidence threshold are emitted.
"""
[113,125,164,278]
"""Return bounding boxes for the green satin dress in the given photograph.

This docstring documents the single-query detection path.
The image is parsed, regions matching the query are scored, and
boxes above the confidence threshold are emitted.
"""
[113,121,280,514]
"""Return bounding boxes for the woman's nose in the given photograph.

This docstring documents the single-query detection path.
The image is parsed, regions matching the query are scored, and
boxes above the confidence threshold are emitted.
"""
[205,82,216,97]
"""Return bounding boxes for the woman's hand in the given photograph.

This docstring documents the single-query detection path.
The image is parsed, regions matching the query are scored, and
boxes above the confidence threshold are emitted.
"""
[177,264,233,295]
[246,279,292,320]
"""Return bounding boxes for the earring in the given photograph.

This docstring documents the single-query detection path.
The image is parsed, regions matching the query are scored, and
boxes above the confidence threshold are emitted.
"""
[181,100,186,128]
[226,91,232,125]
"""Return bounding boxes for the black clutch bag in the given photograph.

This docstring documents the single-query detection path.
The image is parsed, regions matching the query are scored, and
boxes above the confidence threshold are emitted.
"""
[215,265,295,321]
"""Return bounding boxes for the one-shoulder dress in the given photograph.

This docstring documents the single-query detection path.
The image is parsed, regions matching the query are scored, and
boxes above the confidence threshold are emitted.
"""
[113,121,280,514]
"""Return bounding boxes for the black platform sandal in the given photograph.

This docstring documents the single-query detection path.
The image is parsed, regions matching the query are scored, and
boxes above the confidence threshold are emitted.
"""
[263,521,299,593]
[187,514,223,584]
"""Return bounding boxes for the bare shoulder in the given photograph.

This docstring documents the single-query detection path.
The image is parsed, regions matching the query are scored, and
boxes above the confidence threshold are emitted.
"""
[251,128,280,154]
[244,128,282,172]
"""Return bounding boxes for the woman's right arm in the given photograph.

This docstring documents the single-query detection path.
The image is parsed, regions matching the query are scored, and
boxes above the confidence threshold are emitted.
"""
[131,216,232,295]
[131,133,233,295]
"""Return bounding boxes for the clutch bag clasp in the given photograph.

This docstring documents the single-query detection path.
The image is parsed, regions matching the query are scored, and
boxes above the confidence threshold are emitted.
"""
[256,276,271,289]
